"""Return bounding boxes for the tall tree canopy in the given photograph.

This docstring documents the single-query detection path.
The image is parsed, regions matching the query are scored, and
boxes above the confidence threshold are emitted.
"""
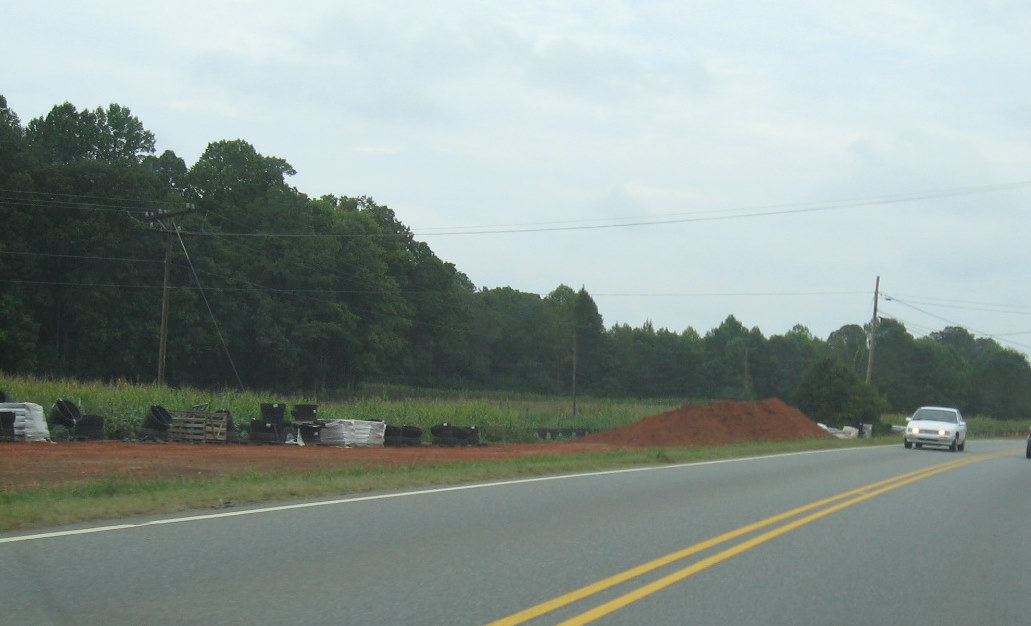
[26,102,155,164]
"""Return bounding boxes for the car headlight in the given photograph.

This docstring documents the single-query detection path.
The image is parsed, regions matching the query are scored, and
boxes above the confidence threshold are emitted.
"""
[909,426,920,435]
[938,428,948,436]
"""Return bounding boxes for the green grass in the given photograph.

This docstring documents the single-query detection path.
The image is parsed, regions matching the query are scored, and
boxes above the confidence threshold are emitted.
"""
[0,437,871,533]
[883,413,1031,437]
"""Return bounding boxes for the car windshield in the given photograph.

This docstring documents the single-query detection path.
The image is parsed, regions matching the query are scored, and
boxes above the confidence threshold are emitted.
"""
[912,409,956,423]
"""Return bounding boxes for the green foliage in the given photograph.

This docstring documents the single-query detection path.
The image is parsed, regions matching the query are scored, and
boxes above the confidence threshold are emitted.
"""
[0,373,314,439]
[26,102,155,164]
[970,348,1031,420]
[962,415,1031,436]
[794,358,888,428]
[4,95,1031,420]
[0,373,670,442]
[884,413,1031,437]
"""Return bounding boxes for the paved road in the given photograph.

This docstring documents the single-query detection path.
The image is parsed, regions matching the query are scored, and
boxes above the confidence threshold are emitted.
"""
[3,440,1029,624]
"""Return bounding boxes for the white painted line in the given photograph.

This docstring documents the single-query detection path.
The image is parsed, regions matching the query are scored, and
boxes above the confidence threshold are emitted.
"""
[1,446,873,544]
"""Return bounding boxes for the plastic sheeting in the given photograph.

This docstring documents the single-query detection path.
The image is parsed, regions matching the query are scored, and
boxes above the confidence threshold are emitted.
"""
[318,419,385,447]
[0,403,51,442]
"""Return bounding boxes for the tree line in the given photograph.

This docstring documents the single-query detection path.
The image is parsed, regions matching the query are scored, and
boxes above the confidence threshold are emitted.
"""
[2,96,1030,423]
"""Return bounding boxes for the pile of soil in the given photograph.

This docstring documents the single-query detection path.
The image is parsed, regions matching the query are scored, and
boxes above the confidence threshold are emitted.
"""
[580,398,831,447]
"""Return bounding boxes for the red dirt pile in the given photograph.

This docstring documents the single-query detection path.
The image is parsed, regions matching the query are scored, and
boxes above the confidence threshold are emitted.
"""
[580,398,832,447]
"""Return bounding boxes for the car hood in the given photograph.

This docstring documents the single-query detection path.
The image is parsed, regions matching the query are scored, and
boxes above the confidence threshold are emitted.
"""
[908,419,961,429]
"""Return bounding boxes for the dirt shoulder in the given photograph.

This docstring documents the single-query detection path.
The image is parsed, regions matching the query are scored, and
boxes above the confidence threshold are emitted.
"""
[0,440,625,489]
[1,398,831,490]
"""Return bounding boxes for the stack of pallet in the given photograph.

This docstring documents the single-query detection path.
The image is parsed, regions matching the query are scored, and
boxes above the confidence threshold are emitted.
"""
[168,410,230,443]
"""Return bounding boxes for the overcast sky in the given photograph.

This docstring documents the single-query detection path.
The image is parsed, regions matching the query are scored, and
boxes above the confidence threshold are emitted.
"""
[5,1,1031,352]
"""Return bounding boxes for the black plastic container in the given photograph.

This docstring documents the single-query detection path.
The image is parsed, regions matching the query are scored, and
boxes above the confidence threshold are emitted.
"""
[76,414,106,440]
[50,399,81,429]
[144,405,173,430]
[260,403,286,422]
[0,411,15,440]
[291,404,319,421]
[248,418,280,444]
[138,405,173,441]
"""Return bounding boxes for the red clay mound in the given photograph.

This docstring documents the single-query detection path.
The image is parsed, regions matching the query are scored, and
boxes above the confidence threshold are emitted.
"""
[579,398,832,447]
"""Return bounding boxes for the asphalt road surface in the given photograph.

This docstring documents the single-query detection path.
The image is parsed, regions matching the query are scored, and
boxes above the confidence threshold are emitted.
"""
[3,440,1029,625]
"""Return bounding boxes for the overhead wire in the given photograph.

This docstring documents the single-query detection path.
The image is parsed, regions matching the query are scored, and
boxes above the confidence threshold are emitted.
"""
[880,293,1031,353]
[405,179,1031,236]
[30,178,1025,238]
[6,182,1031,353]
[170,222,245,390]
[0,188,187,215]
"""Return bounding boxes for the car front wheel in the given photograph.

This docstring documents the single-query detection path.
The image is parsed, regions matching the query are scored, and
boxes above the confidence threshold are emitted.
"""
[949,438,958,452]
[904,440,912,449]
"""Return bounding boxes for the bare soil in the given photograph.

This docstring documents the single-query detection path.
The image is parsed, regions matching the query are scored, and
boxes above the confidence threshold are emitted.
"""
[0,398,830,489]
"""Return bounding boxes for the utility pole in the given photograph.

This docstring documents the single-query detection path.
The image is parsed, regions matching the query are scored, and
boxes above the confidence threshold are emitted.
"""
[865,276,880,384]
[743,346,753,400]
[147,205,195,385]
[158,234,173,385]
[571,327,578,416]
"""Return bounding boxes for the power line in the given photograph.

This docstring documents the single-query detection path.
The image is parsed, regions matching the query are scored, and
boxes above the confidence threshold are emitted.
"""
[172,224,244,390]
[593,290,868,298]
[7,184,1031,355]
[107,178,1031,238]
[0,276,874,300]
[880,294,1031,353]
[885,293,1031,316]
[0,188,186,214]
[410,179,1031,234]
[0,250,163,265]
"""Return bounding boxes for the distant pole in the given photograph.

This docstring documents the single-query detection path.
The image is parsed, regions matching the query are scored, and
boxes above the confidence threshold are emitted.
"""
[571,330,578,416]
[157,235,173,385]
[865,276,880,384]
[743,346,753,399]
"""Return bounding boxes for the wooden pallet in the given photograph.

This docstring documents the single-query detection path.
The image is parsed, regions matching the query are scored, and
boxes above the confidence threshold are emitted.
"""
[168,411,230,443]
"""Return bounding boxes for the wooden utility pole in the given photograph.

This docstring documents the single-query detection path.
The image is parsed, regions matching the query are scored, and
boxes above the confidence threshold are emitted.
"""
[743,346,753,400]
[865,276,880,383]
[571,329,578,416]
[148,205,195,385]
[157,234,173,385]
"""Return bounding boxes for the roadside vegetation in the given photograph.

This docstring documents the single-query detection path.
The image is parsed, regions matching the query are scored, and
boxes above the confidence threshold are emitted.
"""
[883,413,1030,438]
[6,374,1026,444]
[1,438,873,533]
[0,374,678,443]
[5,374,1028,533]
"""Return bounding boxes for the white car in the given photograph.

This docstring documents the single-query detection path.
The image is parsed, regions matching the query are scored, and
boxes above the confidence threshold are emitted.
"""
[903,406,967,452]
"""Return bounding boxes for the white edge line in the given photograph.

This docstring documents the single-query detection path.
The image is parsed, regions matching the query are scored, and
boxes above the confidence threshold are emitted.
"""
[1,446,874,544]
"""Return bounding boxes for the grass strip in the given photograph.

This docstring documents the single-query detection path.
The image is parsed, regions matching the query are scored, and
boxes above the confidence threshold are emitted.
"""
[1,438,867,532]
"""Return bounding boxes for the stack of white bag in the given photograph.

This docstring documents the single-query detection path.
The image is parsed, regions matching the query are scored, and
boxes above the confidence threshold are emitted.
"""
[318,419,385,447]
[0,402,52,441]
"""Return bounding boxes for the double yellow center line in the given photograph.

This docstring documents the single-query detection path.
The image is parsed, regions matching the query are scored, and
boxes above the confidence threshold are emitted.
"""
[488,450,1013,625]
